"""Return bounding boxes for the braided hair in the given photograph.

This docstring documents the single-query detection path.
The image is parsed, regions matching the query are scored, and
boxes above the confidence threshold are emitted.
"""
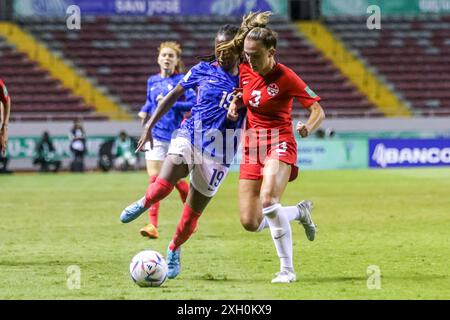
[197,24,239,63]
[215,11,273,57]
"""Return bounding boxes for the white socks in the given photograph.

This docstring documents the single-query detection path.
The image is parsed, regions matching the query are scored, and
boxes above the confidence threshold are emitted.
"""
[262,203,294,273]
[256,205,300,232]
[281,205,301,222]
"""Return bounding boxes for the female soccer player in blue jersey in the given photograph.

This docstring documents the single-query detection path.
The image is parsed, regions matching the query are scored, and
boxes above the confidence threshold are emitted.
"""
[119,24,248,279]
[137,42,196,239]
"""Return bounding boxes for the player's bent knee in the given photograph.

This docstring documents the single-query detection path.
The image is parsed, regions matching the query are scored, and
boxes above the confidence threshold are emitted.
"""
[240,216,259,232]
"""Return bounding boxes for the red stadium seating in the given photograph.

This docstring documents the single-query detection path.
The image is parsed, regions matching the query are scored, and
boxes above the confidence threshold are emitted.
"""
[326,15,450,117]
[17,15,380,119]
[0,36,108,121]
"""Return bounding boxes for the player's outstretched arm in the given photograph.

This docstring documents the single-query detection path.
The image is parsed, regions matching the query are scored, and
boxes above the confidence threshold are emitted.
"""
[296,102,325,138]
[136,84,186,152]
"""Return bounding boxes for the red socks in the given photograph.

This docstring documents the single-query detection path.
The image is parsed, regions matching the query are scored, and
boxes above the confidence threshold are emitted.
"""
[144,177,189,229]
[175,180,189,203]
[143,177,174,209]
[147,175,160,227]
[169,204,201,251]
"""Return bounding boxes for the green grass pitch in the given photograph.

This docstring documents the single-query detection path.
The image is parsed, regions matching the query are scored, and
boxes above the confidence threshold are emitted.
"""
[1,168,449,299]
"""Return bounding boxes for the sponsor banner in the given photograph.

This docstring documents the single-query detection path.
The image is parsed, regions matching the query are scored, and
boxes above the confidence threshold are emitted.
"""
[7,136,367,171]
[369,139,450,168]
[297,139,368,170]
[6,136,117,159]
[13,0,288,17]
[231,139,368,171]
[322,0,450,16]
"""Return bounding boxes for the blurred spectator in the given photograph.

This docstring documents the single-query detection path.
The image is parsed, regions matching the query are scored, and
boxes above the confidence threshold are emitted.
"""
[113,131,137,171]
[315,127,335,139]
[0,151,12,174]
[98,139,115,172]
[33,131,61,173]
[69,120,87,172]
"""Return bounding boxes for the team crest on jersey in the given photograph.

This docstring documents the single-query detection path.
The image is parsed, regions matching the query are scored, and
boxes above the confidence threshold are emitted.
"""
[267,83,279,97]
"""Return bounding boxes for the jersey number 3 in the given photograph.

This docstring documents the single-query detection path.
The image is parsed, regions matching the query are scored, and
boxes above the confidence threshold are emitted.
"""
[249,90,261,108]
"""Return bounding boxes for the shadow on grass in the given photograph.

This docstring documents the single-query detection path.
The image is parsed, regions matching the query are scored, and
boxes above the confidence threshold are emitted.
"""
[301,274,448,283]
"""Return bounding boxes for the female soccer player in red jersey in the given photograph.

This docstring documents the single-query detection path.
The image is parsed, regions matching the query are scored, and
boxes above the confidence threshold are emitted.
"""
[0,78,11,156]
[224,12,325,283]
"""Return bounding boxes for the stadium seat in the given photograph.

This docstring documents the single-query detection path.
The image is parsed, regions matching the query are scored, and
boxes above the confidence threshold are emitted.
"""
[17,16,380,118]
[0,35,108,122]
[326,15,450,117]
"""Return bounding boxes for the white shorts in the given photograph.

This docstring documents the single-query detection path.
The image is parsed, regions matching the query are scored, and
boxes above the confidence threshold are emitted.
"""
[167,137,229,197]
[145,139,170,161]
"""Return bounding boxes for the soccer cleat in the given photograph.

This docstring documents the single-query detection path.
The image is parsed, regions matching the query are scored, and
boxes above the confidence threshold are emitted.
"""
[271,270,297,283]
[166,247,181,279]
[120,197,147,223]
[297,200,317,241]
[140,224,159,239]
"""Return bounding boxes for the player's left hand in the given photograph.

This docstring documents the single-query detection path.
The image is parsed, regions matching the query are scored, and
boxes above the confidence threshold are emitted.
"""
[296,121,309,138]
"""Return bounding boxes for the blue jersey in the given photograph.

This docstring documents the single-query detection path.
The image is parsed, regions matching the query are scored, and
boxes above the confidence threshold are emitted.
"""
[140,73,196,142]
[178,61,246,166]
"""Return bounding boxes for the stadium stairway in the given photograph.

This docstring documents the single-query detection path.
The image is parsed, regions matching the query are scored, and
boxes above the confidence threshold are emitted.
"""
[0,22,130,121]
[297,21,411,118]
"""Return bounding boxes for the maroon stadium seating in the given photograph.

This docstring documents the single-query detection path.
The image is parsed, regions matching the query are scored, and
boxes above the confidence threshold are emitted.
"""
[326,15,450,117]
[0,35,108,121]
[18,15,380,119]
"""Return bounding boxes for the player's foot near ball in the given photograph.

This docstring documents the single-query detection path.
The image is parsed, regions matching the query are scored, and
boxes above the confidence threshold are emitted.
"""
[271,270,297,283]
[297,200,317,241]
[120,197,147,223]
[166,247,181,279]
[140,224,159,239]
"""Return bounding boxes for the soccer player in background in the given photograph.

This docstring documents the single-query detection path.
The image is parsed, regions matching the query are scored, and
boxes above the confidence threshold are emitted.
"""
[137,42,196,239]
[0,78,11,156]
[224,12,326,283]
[119,23,248,279]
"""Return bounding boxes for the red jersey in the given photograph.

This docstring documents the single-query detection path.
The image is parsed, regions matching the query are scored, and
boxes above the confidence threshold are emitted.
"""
[240,62,320,138]
[239,62,321,181]
[0,79,9,106]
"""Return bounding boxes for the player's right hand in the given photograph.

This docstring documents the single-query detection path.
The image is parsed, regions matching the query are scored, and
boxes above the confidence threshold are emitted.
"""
[296,121,309,138]
[227,104,239,121]
[136,125,153,153]
[227,90,243,121]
